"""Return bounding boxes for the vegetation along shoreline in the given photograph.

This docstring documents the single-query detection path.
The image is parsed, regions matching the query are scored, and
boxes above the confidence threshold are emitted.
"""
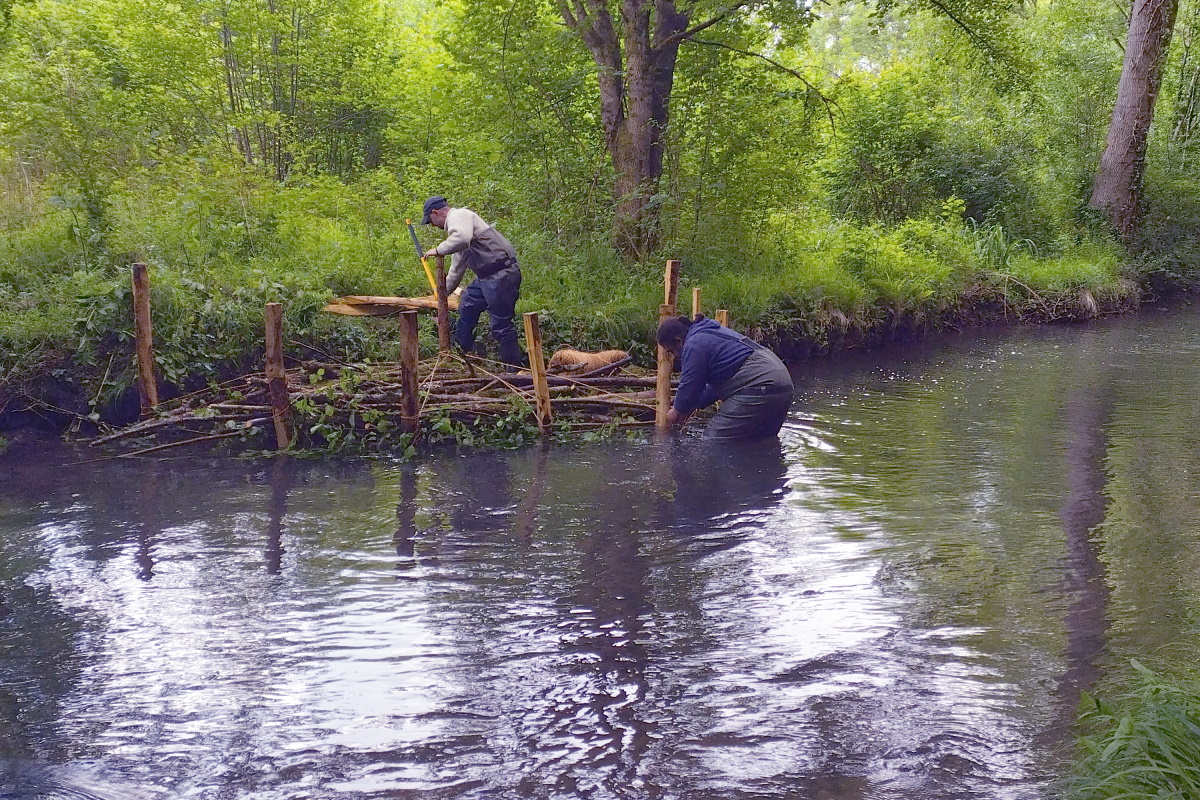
[0,244,1152,449]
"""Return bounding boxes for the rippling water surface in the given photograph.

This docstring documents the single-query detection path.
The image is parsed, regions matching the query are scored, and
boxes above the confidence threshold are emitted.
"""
[5,307,1200,799]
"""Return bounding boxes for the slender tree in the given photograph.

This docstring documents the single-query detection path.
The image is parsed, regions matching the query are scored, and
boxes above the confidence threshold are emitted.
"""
[1090,0,1179,240]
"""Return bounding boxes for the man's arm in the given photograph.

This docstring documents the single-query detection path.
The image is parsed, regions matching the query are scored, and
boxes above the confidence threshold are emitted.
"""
[671,344,716,417]
[445,254,467,294]
[430,209,474,293]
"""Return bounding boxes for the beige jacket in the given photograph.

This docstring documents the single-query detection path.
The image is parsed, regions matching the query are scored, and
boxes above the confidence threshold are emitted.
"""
[432,207,519,292]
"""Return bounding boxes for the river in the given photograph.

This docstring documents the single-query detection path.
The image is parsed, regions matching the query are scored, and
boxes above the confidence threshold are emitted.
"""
[2,305,1199,799]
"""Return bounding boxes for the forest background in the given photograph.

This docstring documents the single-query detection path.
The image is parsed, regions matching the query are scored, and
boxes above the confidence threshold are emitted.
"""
[0,0,1196,410]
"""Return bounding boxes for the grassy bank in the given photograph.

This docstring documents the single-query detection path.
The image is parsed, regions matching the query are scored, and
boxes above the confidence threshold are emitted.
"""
[0,172,1142,432]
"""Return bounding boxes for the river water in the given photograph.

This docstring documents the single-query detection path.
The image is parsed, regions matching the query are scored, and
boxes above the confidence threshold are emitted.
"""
[3,306,1200,799]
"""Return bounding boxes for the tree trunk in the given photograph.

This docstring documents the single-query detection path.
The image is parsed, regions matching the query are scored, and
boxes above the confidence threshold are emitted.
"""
[220,20,255,164]
[612,39,682,259]
[561,0,690,261]
[1090,0,1179,241]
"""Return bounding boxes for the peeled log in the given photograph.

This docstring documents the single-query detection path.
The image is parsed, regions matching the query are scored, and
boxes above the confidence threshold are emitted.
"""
[324,294,460,315]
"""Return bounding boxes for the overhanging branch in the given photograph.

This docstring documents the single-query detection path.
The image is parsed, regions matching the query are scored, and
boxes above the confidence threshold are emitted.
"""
[920,0,1023,76]
[688,38,836,125]
[923,0,991,49]
[656,0,753,48]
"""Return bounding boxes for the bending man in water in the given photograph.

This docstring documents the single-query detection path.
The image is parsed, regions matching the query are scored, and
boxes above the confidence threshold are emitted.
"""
[658,314,794,440]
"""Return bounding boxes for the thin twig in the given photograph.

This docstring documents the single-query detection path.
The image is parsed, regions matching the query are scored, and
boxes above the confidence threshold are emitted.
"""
[74,431,249,463]
[288,339,354,366]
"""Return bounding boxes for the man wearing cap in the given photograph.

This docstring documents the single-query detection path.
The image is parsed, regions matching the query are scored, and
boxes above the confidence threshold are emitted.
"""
[421,196,526,368]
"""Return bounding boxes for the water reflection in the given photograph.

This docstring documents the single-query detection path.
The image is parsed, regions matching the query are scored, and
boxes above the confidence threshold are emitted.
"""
[265,458,290,574]
[135,465,158,581]
[394,464,419,562]
[665,436,790,532]
[7,308,1200,797]
[1045,369,1114,749]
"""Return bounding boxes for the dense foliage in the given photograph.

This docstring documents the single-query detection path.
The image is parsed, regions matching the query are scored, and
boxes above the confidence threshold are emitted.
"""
[0,0,1197,416]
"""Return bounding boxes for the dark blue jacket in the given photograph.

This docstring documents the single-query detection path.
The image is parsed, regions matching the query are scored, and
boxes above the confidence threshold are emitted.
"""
[672,317,754,416]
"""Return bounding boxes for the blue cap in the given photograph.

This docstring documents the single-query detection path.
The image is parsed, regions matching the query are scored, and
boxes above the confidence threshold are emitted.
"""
[421,196,448,224]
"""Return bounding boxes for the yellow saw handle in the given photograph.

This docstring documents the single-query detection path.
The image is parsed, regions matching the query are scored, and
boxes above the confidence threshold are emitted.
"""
[406,218,439,295]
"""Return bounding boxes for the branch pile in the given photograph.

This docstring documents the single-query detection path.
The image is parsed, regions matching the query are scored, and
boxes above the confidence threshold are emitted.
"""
[89,353,667,456]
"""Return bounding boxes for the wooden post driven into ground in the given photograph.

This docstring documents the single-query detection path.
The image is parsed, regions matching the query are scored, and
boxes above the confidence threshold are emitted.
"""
[399,310,420,433]
[131,263,158,416]
[656,260,682,429]
[435,255,451,353]
[656,303,675,428]
[264,303,292,449]
[523,312,553,432]
[716,309,730,327]
[664,260,681,309]
[692,287,701,320]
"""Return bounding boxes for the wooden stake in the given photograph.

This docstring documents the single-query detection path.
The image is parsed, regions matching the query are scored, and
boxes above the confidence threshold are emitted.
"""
[264,303,292,449]
[399,310,420,433]
[691,286,701,320]
[656,302,675,429]
[663,259,681,308]
[131,263,158,416]
[435,255,451,353]
[716,309,731,328]
[523,312,553,432]
[659,259,683,427]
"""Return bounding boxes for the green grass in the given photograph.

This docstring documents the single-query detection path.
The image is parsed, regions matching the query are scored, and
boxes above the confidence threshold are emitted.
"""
[1069,660,1200,800]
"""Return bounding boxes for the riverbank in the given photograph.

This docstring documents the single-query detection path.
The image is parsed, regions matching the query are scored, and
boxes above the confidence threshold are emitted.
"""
[0,210,1150,444]
[0,275,1144,451]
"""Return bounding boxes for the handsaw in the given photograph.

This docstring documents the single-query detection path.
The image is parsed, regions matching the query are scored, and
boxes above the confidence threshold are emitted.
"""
[406,218,439,295]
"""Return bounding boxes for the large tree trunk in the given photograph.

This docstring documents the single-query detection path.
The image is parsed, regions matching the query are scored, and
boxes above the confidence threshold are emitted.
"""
[612,34,683,259]
[1090,0,1179,241]
[560,0,692,261]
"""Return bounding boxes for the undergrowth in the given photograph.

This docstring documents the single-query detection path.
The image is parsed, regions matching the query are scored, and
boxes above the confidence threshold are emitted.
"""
[0,169,1138,423]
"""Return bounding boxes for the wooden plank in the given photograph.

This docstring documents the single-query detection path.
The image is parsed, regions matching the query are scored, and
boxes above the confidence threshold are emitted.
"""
[716,309,731,327]
[264,303,292,449]
[691,286,701,320]
[656,302,675,428]
[131,263,158,416]
[523,312,553,432]
[323,303,401,317]
[435,255,451,353]
[399,310,420,433]
[329,294,460,310]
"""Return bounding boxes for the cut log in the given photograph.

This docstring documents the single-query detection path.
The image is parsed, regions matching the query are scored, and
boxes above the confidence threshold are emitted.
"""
[324,294,461,315]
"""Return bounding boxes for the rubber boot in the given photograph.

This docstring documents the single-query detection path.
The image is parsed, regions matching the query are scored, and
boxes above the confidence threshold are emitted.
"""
[498,339,527,372]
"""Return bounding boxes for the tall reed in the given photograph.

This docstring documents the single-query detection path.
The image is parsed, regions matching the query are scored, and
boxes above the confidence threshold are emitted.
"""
[1069,660,1200,800]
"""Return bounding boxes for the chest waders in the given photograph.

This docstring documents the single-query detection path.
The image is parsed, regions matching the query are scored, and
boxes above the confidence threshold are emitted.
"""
[699,330,794,441]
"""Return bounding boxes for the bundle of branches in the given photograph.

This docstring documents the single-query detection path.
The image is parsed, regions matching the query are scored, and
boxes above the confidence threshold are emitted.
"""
[88,352,668,457]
